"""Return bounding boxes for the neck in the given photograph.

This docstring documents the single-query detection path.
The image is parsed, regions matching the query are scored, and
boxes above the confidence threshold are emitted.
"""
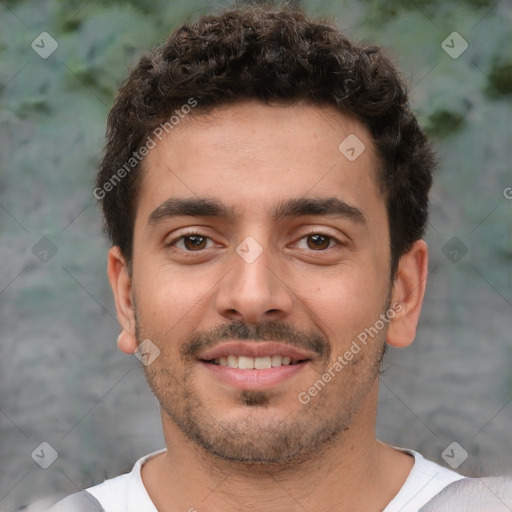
[142,384,414,512]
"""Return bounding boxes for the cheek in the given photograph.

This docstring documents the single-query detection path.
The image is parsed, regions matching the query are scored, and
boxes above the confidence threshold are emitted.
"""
[133,258,226,351]
[292,261,388,345]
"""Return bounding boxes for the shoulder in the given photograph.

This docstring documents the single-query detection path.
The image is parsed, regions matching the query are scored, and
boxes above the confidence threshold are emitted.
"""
[419,476,512,511]
[384,448,466,512]
[48,449,165,512]
[48,491,105,511]
[11,492,105,512]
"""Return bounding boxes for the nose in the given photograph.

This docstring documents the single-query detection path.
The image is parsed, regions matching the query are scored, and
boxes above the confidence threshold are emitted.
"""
[214,237,294,325]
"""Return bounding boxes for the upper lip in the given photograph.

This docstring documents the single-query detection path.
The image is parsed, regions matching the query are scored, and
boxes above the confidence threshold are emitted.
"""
[198,341,316,362]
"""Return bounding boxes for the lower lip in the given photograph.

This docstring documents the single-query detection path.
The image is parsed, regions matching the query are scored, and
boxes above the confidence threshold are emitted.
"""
[199,361,309,390]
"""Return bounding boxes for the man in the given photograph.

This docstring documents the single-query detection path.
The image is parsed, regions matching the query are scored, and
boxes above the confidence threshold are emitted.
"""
[47,3,509,511]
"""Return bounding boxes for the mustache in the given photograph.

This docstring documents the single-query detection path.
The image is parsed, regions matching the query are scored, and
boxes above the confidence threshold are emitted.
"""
[180,320,330,360]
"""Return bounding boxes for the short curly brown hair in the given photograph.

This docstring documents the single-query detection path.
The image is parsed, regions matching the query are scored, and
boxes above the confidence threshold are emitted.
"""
[96,3,435,277]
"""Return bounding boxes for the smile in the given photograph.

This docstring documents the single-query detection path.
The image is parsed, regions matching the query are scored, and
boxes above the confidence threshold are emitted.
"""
[197,341,315,389]
[206,355,305,369]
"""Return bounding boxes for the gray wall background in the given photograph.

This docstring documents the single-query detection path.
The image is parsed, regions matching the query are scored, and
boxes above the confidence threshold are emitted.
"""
[0,0,511,508]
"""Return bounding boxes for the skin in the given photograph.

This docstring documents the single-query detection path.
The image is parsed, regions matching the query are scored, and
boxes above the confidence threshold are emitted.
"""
[108,101,428,511]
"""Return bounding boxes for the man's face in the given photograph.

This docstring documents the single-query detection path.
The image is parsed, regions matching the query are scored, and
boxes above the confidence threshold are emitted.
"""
[128,101,394,463]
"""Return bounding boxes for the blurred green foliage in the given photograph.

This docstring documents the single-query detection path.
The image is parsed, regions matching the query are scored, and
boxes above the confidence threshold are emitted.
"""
[360,0,496,23]
[486,60,512,98]
[0,0,510,308]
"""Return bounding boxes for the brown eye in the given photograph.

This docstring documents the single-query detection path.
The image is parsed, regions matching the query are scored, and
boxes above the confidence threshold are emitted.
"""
[306,234,332,250]
[182,235,208,251]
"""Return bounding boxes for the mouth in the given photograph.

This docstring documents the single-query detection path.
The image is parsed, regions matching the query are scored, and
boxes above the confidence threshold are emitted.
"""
[203,355,307,369]
[198,341,314,390]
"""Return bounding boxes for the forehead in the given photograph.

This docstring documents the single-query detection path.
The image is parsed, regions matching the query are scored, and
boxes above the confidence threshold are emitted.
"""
[134,101,384,229]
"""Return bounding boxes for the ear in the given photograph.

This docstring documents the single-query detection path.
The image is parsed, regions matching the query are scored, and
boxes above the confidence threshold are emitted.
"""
[386,239,428,348]
[107,246,137,354]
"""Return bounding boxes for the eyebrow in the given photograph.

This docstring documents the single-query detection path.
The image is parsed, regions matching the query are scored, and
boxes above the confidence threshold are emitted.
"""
[147,196,367,227]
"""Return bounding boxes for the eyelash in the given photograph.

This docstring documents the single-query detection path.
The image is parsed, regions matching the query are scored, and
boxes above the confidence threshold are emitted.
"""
[167,230,343,253]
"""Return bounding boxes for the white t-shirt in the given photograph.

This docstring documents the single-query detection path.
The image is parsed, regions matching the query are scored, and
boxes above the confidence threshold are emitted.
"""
[76,447,465,512]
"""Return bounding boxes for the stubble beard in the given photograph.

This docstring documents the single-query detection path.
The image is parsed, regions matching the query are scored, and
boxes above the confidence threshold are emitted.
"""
[134,308,388,468]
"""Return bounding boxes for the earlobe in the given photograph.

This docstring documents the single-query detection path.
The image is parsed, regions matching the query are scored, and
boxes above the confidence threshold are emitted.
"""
[107,246,137,354]
[117,330,136,354]
[386,239,429,348]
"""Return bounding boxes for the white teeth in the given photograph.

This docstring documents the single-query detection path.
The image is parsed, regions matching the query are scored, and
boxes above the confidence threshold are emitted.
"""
[254,356,272,369]
[215,355,299,369]
[271,355,283,367]
[238,356,254,369]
